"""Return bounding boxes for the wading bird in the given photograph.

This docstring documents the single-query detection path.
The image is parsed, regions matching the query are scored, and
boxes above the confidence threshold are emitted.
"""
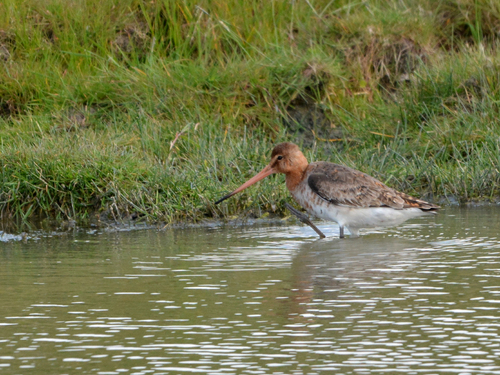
[215,142,439,238]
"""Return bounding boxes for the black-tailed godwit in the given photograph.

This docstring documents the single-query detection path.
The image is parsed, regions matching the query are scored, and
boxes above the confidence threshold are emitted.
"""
[215,142,439,238]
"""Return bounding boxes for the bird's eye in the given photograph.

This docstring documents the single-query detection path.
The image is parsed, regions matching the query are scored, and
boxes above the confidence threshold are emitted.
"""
[277,155,283,160]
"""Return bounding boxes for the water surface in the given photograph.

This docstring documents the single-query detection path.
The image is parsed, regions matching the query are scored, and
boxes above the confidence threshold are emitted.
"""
[2,206,500,374]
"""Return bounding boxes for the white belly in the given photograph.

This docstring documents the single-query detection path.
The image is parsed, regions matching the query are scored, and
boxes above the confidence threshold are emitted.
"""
[319,204,426,228]
[291,188,429,235]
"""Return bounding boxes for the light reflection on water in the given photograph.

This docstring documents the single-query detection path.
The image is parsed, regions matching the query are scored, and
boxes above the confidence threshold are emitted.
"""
[1,206,500,373]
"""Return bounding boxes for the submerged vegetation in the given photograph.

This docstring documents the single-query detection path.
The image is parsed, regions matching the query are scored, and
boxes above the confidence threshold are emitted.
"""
[1,0,500,226]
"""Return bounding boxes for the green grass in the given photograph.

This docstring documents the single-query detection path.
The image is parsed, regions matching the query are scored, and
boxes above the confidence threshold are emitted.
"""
[1,0,500,227]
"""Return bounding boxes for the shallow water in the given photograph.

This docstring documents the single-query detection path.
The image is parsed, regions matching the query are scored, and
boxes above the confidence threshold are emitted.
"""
[2,206,500,374]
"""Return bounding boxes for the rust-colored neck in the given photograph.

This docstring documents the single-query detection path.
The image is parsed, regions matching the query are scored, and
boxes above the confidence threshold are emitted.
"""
[284,157,309,192]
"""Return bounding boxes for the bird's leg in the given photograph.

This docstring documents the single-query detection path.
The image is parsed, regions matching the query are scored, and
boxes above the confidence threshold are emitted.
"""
[285,203,326,239]
[339,226,345,239]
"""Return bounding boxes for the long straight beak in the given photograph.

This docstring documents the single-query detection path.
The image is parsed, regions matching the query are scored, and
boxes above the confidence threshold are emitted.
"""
[215,164,276,205]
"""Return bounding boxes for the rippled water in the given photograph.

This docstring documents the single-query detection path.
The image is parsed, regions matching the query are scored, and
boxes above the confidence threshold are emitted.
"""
[2,206,500,374]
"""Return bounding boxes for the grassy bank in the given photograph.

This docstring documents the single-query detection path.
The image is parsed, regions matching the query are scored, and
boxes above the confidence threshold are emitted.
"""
[1,0,500,226]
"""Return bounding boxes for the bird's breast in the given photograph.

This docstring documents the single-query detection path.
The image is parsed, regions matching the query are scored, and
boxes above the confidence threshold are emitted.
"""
[289,182,338,222]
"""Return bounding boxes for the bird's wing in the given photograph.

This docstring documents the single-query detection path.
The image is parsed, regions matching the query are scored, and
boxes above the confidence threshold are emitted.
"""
[307,162,437,210]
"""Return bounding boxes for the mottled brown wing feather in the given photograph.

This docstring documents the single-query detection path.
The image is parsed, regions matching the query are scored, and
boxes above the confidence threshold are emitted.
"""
[307,162,439,211]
